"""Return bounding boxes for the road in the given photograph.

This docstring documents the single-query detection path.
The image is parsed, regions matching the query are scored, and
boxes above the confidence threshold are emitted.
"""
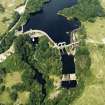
[9,0,29,32]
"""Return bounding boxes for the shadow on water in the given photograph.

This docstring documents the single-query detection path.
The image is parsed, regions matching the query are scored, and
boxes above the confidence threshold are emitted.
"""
[62,80,77,88]
[61,54,75,74]
[60,48,77,88]
[60,48,75,74]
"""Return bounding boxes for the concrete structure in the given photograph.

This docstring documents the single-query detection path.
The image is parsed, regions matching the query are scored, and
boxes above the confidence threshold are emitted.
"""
[15,0,29,15]
[15,5,25,15]
[62,74,76,81]
[22,29,79,49]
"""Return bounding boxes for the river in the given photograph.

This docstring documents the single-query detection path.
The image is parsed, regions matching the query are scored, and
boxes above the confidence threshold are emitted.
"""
[24,0,79,88]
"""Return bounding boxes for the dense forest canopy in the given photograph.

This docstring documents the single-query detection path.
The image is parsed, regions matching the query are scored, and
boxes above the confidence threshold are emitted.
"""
[59,0,105,22]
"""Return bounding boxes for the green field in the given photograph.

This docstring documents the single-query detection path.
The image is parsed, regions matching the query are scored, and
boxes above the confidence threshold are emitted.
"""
[4,71,22,88]
[0,0,25,34]
[73,44,105,105]
[83,17,105,42]
[0,91,13,104]
[71,16,105,105]
[0,54,29,105]
[100,0,105,10]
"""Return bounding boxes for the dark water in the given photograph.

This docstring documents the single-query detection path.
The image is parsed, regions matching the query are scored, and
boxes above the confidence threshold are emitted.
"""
[60,48,75,74]
[61,54,75,74]
[62,80,77,88]
[24,0,79,88]
[24,0,79,44]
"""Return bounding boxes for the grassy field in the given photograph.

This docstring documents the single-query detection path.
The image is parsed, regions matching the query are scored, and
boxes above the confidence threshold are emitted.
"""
[4,71,22,88]
[99,0,105,10]
[0,54,29,104]
[73,45,105,105]
[0,0,25,34]
[17,91,30,104]
[83,17,105,42]
[0,91,13,104]
[49,75,61,88]
[72,17,105,105]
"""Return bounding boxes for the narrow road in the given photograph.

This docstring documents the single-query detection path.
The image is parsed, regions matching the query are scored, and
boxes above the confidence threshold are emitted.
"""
[9,0,29,32]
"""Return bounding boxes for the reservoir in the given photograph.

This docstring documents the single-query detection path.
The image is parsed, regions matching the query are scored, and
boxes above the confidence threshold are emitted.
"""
[24,0,79,44]
[24,0,80,88]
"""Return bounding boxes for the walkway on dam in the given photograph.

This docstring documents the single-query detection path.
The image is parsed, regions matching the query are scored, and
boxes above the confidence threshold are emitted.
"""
[21,29,79,49]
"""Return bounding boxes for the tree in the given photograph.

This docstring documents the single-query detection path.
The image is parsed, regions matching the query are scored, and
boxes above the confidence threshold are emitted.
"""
[0,30,16,53]
[26,0,49,13]
[10,90,17,101]
[30,37,62,76]
[0,4,5,13]
[0,68,6,80]
[59,0,105,22]
[0,84,5,94]
[22,69,35,90]
[28,81,44,105]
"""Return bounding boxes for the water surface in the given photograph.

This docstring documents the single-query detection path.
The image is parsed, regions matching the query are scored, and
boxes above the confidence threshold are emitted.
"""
[24,0,79,44]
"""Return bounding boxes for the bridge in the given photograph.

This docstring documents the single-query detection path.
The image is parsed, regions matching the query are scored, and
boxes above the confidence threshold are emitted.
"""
[56,41,79,49]
[21,29,79,49]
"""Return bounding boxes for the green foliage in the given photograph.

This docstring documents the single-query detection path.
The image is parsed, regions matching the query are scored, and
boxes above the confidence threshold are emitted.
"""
[30,37,62,76]
[0,31,16,54]
[0,84,5,94]
[0,68,6,79]
[9,90,17,101]
[26,0,49,13]
[0,68,6,84]
[15,12,30,29]
[0,0,64,104]
[15,35,62,76]
[15,35,62,104]
[15,35,34,61]
[11,83,25,92]
[0,4,5,13]
[8,12,20,30]
[22,69,35,90]
[28,81,44,105]
[45,78,54,93]
[59,0,105,22]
